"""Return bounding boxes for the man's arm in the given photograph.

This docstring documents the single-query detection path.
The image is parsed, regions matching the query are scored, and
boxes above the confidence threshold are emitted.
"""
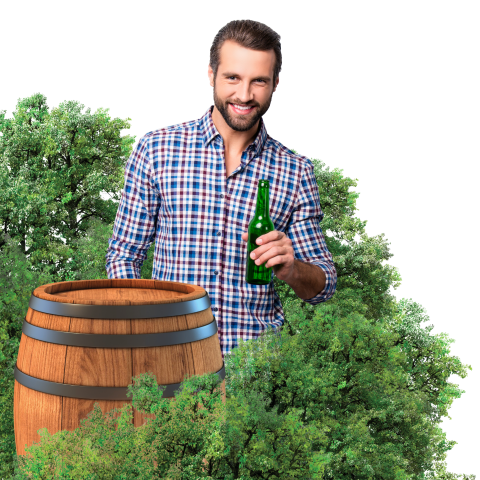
[284,258,326,300]
[105,136,161,279]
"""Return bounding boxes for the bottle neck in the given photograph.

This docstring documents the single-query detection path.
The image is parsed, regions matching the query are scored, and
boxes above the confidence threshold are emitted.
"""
[255,181,270,218]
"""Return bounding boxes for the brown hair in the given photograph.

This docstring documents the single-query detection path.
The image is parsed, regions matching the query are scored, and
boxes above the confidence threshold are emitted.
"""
[209,20,282,86]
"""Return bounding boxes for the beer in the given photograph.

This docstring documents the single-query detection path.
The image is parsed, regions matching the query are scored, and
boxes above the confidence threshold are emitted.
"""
[245,179,275,285]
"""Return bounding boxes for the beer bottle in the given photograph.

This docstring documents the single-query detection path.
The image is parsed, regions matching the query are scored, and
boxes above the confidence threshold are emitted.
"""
[245,179,275,285]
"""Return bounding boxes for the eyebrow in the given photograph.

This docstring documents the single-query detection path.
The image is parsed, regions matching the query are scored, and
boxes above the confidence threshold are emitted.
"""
[221,72,271,82]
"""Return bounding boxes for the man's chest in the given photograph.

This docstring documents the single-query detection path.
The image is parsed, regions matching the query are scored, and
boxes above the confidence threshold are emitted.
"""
[156,156,292,232]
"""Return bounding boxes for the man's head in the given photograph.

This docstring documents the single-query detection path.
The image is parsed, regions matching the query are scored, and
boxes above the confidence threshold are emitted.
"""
[208,20,282,133]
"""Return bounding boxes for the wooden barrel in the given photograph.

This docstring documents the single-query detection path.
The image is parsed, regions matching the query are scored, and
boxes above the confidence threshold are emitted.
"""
[14,279,225,456]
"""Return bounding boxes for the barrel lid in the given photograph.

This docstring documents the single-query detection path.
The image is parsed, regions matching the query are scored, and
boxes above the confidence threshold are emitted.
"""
[32,279,207,306]
[28,278,211,320]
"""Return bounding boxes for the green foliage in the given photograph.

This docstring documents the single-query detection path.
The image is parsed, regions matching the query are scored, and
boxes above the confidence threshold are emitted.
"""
[0,93,135,276]
[0,94,476,480]
[12,372,225,479]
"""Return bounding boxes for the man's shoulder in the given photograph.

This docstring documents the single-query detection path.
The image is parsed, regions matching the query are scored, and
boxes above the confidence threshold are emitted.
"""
[265,136,315,170]
[141,119,198,141]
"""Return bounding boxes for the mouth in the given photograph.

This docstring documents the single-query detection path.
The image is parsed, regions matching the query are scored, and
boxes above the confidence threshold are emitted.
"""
[229,103,256,115]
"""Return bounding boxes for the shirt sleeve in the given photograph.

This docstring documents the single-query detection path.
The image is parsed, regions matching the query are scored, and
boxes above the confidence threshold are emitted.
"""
[105,136,160,279]
[284,159,337,304]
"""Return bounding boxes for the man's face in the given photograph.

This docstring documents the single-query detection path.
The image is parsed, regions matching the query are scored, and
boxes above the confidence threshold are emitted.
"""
[209,40,279,132]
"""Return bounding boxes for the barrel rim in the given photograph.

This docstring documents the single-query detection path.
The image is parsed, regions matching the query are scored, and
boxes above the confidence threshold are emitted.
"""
[32,279,208,306]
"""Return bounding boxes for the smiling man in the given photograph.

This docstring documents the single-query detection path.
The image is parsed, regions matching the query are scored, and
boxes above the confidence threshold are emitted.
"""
[105,19,337,358]
[209,38,276,179]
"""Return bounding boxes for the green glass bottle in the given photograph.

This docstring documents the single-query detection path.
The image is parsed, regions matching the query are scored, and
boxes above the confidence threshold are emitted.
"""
[245,179,275,285]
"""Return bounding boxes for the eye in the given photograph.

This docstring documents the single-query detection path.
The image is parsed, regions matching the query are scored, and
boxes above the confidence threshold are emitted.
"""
[228,76,265,83]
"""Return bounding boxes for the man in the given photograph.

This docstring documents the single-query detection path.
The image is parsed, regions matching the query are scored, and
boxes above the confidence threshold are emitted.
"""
[105,19,337,358]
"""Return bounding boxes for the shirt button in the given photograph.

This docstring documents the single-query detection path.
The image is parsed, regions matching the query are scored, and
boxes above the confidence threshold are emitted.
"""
[220,194,224,198]
[214,270,219,275]
[213,307,218,312]
[216,231,221,236]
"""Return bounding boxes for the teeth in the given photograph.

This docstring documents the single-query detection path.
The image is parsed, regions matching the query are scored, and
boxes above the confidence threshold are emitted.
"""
[233,104,252,110]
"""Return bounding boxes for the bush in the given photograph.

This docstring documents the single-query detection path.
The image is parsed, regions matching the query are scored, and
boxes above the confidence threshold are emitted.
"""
[0,121,474,477]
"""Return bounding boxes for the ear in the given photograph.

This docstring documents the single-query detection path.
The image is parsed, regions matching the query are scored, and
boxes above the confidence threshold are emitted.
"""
[207,64,213,88]
[273,75,279,92]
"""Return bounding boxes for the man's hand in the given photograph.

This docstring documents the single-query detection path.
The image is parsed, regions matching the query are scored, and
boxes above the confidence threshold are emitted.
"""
[241,230,295,282]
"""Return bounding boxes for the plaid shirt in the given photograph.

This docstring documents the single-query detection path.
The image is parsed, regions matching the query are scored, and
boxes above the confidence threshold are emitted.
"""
[105,106,337,358]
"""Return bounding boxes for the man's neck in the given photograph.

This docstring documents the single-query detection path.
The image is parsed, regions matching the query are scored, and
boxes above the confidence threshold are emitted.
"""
[223,122,260,156]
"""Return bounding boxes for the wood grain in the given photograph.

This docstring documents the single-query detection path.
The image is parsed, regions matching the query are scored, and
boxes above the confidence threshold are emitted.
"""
[14,279,225,456]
